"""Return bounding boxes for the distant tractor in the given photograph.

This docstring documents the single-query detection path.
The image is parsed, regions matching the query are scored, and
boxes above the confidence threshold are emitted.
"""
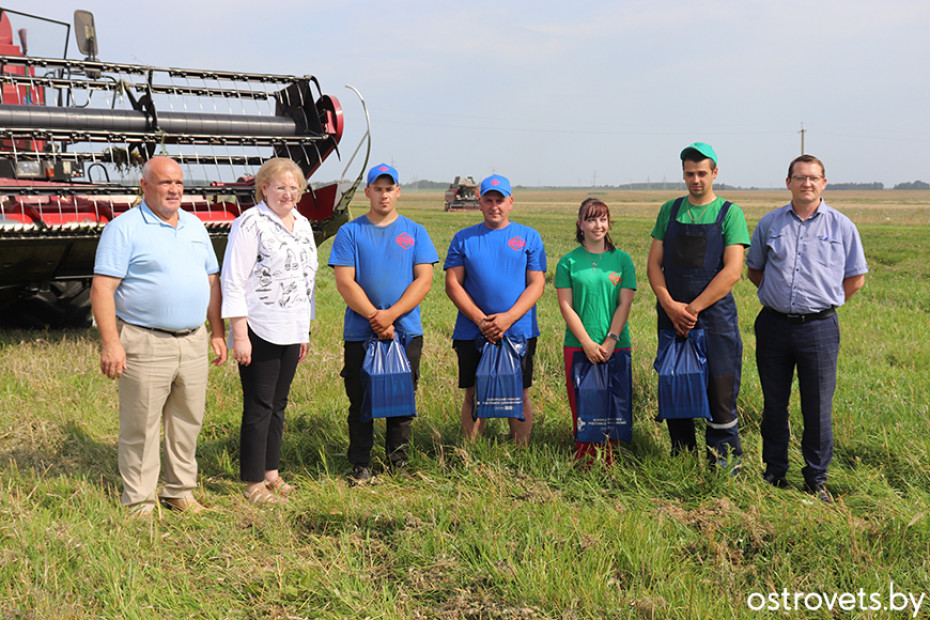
[444,176,479,211]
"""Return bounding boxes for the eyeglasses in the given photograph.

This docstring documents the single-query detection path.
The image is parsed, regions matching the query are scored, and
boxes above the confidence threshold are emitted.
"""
[272,186,300,196]
[791,175,823,184]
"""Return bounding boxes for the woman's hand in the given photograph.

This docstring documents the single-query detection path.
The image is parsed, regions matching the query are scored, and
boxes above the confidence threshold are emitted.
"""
[582,338,609,364]
[233,336,252,367]
[598,338,617,360]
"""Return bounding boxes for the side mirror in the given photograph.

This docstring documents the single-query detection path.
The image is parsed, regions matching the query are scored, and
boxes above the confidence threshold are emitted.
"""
[73,10,98,60]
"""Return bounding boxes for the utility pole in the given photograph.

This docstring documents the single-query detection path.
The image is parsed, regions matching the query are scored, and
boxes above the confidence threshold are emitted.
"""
[799,123,806,154]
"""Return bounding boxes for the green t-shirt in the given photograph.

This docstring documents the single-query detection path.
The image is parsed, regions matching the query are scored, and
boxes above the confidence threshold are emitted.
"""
[650,196,751,246]
[555,245,637,349]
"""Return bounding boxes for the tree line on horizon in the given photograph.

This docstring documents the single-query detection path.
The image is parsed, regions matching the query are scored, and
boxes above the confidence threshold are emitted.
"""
[392,179,930,191]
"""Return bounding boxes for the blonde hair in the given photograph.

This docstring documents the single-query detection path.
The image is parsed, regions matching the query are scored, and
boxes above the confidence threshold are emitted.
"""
[254,158,307,203]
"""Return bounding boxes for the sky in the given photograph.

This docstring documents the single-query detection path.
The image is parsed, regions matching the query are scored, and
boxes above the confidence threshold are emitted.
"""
[10,0,930,188]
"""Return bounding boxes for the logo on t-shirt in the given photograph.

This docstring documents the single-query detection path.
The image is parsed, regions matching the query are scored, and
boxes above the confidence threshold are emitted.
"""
[396,232,415,249]
[609,272,622,286]
[508,236,526,251]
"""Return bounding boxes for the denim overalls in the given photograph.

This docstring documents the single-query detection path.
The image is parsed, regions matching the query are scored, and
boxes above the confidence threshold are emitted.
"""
[658,197,743,465]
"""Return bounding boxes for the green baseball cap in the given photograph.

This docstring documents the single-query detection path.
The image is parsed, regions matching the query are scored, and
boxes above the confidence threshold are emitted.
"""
[680,142,717,167]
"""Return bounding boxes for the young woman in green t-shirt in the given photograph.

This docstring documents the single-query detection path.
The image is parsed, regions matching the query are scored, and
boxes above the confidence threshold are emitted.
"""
[555,198,637,464]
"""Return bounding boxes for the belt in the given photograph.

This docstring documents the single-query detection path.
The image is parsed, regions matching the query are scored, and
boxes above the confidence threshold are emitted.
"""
[764,306,835,324]
[124,321,200,336]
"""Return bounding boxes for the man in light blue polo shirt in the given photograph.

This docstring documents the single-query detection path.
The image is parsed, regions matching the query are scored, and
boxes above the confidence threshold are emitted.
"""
[747,154,867,503]
[90,156,227,516]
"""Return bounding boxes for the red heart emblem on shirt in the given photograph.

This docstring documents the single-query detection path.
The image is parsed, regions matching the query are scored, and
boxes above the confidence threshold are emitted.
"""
[609,272,621,286]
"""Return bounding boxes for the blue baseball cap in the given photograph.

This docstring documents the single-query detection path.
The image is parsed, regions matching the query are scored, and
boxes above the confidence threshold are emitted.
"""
[479,174,511,197]
[680,142,717,167]
[367,163,399,185]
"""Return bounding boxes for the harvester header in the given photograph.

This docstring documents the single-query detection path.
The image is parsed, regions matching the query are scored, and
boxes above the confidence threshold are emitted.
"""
[0,7,370,327]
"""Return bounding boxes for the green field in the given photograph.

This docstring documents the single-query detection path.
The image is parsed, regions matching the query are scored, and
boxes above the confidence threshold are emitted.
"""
[2,189,929,618]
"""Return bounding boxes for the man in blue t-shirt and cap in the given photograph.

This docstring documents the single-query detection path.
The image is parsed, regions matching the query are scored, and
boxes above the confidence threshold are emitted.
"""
[444,174,547,445]
[329,163,439,484]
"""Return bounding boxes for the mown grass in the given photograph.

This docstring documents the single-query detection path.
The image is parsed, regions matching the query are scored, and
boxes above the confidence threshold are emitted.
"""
[1,189,929,618]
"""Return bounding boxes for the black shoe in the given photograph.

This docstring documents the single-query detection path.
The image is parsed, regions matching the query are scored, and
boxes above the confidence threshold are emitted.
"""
[763,472,788,489]
[806,482,834,504]
[347,465,372,486]
[390,461,408,477]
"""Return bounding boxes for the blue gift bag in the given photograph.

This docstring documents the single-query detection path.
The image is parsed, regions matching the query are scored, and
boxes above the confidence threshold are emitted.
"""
[653,329,711,421]
[571,350,633,444]
[473,336,525,421]
[360,334,417,422]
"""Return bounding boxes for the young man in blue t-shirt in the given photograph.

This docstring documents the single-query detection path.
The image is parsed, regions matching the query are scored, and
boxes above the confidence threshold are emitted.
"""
[329,163,439,483]
[444,174,546,445]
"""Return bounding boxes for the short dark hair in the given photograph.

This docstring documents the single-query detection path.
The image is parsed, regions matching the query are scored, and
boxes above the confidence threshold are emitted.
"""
[788,154,825,179]
[681,151,716,169]
[575,198,616,252]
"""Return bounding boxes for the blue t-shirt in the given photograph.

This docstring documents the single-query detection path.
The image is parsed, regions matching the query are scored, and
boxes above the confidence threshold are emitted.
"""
[444,221,547,340]
[328,214,439,341]
[94,202,219,331]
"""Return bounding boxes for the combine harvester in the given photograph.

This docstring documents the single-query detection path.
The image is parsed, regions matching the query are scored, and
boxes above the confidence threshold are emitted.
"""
[0,7,370,327]
[443,175,479,211]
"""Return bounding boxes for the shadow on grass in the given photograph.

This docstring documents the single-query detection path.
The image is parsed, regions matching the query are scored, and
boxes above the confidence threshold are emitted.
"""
[293,507,412,539]
[835,439,930,492]
[0,420,119,488]
[0,398,747,513]
[0,326,98,347]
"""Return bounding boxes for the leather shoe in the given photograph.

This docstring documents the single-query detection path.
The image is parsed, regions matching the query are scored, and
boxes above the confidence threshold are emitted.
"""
[160,496,206,513]
[126,503,155,519]
[763,472,788,489]
[348,465,372,486]
[805,483,834,504]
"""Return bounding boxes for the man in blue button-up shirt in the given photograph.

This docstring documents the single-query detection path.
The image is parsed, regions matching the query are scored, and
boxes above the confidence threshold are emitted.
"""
[746,154,867,503]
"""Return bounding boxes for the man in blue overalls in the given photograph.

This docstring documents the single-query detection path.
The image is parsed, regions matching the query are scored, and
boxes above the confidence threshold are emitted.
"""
[647,143,750,472]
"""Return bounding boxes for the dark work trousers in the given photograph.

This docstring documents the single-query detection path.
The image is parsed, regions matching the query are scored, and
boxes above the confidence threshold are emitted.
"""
[238,327,301,483]
[756,308,840,487]
[342,335,423,467]
[657,198,743,463]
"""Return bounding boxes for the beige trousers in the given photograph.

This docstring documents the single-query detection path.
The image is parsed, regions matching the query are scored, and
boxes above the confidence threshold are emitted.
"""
[117,322,209,508]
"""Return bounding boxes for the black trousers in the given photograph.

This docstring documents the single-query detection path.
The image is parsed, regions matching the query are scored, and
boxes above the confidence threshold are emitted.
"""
[238,328,301,482]
[342,336,422,467]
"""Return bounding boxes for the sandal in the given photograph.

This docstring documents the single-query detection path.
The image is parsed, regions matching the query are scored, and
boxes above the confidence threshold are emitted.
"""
[265,477,296,496]
[244,486,281,505]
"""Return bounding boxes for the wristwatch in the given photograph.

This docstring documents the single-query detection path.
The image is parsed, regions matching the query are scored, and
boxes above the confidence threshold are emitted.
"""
[607,332,620,341]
